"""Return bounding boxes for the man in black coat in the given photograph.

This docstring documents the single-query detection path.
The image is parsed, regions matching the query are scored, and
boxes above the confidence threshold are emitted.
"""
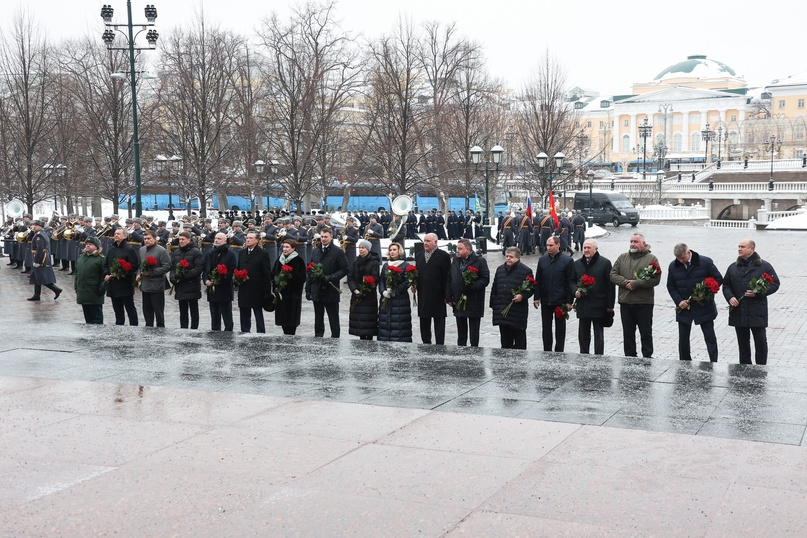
[414,233,451,345]
[533,235,575,352]
[170,231,204,329]
[203,232,238,331]
[305,227,349,338]
[237,231,273,333]
[104,227,140,325]
[666,243,724,362]
[722,238,780,365]
[446,238,490,347]
[490,247,534,349]
[573,239,615,355]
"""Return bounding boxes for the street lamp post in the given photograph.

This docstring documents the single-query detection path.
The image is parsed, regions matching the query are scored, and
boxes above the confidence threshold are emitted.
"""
[469,145,504,232]
[716,127,723,169]
[653,143,668,202]
[701,123,716,168]
[254,159,280,210]
[536,151,566,214]
[101,3,159,218]
[155,154,182,219]
[638,118,652,180]
[586,171,594,227]
[764,135,782,191]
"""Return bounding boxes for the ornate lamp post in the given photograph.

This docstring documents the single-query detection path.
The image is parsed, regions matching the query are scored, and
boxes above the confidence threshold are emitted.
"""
[536,151,566,211]
[701,123,716,167]
[638,118,652,180]
[764,135,782,191]
[101,3,159,218]
[716,126,724,169]
[469,144,504,230]
[155,154,182,219]
[254,159,280,210]
[653,143,667,202]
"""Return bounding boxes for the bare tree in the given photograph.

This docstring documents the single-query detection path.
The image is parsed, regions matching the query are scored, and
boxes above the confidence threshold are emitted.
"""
[515,52,580,204]
[257,1,362,213]
[0,11,57,213]
[158,16,242,216]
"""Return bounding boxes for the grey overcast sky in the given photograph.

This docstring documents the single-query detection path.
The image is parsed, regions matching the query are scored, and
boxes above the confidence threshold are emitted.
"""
[3,0,802,95]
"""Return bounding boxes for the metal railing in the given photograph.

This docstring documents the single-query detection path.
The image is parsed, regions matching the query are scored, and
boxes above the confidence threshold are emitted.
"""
[709,219,755,229]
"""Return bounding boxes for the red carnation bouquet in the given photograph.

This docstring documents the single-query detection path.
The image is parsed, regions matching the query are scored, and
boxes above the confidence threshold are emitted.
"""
[207,263,228,293]
[501,275,536,317]
[405,265,419,305]
[554,304,570,320]
[351,275,376,312]
[233,268,249,286]
[274,264,294,301]
[677,277,721,313]
[380,265,403,310]
[457,265,479,310]
[731,272,775,311]
[307,261,341,293]
[109,258,132,279]
[635,261,661,281]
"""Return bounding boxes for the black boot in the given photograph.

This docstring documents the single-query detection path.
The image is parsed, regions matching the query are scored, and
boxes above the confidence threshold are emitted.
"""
[53,287,62,300]
[27,296,40,301]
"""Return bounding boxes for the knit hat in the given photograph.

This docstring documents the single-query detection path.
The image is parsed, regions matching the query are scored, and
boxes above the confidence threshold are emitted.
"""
[357,239,371,251]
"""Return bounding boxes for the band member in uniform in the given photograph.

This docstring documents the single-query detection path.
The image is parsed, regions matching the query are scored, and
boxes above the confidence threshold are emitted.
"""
[364,214,384,259]
[27,220,63,301]
[170,231,204,329]
[572,211,586,251]
[341,216,359,267]
[261,214,278,268]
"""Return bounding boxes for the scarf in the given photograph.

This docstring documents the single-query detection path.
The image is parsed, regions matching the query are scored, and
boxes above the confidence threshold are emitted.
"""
[279,250,298,264]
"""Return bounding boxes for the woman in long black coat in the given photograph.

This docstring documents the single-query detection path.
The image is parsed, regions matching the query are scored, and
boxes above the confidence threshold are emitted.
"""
[378,242,412,342]
[273,239,306,335]
[347,239,380,340]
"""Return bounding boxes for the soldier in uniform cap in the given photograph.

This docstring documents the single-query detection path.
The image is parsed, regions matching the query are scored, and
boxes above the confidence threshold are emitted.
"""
[365,213,384,259]
[130,218,145,246]
[27,220,63,301]
[230,220,246,248]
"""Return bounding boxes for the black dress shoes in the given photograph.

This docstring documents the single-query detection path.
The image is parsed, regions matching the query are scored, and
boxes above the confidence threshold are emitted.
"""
[27,296,40,301]
[53,288,62,300]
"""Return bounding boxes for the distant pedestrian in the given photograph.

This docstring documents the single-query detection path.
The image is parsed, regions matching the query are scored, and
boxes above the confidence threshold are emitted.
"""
[723,238,780,365]
[666,243,723,362]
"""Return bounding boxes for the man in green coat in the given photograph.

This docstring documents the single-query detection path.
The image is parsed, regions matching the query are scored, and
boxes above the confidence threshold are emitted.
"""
[75,237,106,324]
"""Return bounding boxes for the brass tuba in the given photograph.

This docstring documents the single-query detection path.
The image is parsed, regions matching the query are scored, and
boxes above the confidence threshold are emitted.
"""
[389,195,412,240]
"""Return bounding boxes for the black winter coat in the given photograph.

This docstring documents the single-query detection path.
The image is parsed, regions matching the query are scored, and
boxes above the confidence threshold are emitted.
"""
[305,243,348,303]
[666,250,723,325]
[414,248,451,318]
[237,246,273,309]
[536,252,575,306]
[273,254,306,328]
[722,252,779,328]
[170,245,204,301]
[378,260,413,342]
[348,252,380,337]
[203,245,238,302]
[104,240,139,297]
[446,252,490,318]
[573,252,615,319]
[490,261,534,330]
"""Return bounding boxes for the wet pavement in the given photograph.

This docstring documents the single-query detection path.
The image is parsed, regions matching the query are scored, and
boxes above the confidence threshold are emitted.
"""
[2,224,807,534]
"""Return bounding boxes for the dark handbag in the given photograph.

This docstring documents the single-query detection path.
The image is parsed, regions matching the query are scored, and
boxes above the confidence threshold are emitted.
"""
[603,310,615,328]
[262,293,276,312]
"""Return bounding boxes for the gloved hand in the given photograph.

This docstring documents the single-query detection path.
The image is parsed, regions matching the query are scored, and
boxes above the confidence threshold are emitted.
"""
[382,290,392,299]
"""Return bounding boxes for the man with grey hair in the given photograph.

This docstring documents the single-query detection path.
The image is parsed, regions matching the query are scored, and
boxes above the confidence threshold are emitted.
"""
[414,233,451,345]
[610,232,661,358]
[666,243,723,362]
[573,239,615,355]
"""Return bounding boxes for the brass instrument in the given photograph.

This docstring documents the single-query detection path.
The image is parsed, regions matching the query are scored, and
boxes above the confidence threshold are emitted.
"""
[340,227,347,252]
[63,226,77,240]
[53,223,67,240]
[15,231,29,242]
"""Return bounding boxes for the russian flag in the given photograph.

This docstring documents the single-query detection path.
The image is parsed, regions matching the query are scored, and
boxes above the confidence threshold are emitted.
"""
[525,196,533,220]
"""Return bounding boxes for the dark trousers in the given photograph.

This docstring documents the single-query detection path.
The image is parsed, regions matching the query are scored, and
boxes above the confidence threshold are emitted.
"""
[142,291,166,327]
[239,306,265,333]
[735,326,768,365]
[579,317,605,355]
[178,299,199,329]
[81,304,104,324]
[679,320,718,362]
[499,325,527,349]
[111,295,138,325]
[619,303,654,357]
[209,301,234,331]
[419,315,446,345]
[313,301,340,337]
[456,316,481,347]
[32,283,61,298]
[540,304,567,352]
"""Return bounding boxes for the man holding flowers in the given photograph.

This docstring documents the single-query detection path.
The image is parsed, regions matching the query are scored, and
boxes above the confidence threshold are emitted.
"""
[446,238,490,347]
[610,233,661,358]
[490,247,534,349]
[533,235,576,352]
[237,231,273,333]
[204,232,238,331]
[170,231,204,329]
[104,227,140,326]
[136,230,171,327]
[573,239,615,355]
[723,238,780,364]
[666,243,724,362]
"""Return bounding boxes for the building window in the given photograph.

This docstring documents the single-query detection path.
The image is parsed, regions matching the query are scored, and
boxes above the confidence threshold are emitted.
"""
[599,120,605,128]
[799,99,805,109]
[691,133,700,152]
[731,115,737,122]
[621,134,630,152]
[624,119,629,127]
[673,133,683,152]
[587,121,592,128]
[778,100,786,109]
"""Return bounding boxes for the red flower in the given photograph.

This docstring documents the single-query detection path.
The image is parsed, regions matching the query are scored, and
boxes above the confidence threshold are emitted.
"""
[216,263,228,276]
[146,256,158,266]
[762,272,774,285]
[526,275,537,286]
[467,266,479,273]
[363,275,376,287]
[281,264,293,273]
[704,277,720,294]
[405,265,418,273]
[233,268,249,284]
[306,261,315,272]
[118,259,132,272]
[179,259,190,269]
[388,265,402,274]
[554,305,570,320]
[581,274,596,286]
[650,261,662,275]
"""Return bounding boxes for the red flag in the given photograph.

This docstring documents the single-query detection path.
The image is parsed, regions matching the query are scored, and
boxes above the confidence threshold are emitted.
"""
[525,196,533,220]
[548,189,559,229]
